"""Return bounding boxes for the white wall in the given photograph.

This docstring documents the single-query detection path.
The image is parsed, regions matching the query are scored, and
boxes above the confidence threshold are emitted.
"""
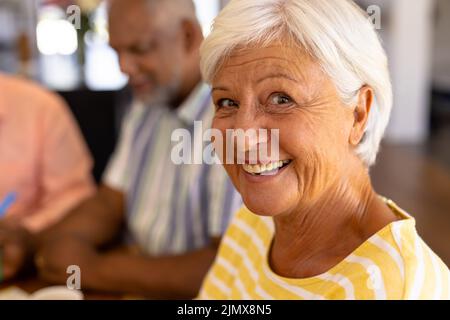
[433,0,450,91]
[193,0,220,35]
[385,0,434,144]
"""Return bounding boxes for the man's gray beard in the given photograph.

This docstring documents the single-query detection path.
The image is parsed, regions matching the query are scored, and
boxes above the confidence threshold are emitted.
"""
[137,69,182,108]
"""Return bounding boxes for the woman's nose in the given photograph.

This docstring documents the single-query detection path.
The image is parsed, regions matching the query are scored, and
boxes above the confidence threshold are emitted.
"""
[233,104,260,130]
[231,108,269,162]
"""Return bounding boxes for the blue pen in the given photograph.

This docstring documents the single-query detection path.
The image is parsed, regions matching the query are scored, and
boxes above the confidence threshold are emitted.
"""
[0,192,17,218]
[0,193,15,282]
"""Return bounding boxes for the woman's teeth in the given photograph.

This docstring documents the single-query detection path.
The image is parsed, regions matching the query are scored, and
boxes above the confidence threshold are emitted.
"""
[242,160,291,175]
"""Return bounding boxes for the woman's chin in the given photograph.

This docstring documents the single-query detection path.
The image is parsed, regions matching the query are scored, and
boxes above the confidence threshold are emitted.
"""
[241,192,292,217]
[235,163,299,216]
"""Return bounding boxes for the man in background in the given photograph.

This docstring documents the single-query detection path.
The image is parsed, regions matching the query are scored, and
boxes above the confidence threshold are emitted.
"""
[0,73,95,279]
[4,0,240,298]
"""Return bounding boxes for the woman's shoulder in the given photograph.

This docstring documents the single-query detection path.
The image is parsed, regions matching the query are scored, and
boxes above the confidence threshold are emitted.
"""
[377,198,449,299]
[384,218,450,300]
[337,197,449,299]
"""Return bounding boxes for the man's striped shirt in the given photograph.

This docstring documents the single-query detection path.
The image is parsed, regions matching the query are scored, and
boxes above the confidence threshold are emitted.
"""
[103,83,242,255]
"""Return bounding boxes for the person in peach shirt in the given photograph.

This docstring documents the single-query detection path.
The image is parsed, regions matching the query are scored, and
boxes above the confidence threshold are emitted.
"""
[0,73,95,280]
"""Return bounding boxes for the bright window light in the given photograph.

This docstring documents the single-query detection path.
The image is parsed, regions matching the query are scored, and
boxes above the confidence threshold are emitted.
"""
[193,0,220,36]
[37,19,78,55]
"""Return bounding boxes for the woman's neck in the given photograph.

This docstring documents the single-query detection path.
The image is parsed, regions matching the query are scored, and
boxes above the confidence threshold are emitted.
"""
[270,161,398,279]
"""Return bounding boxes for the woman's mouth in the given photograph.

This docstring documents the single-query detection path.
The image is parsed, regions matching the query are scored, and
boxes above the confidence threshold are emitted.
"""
[242,160,292,176]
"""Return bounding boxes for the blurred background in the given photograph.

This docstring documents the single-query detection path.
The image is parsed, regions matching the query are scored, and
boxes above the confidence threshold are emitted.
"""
[0,0,449,264]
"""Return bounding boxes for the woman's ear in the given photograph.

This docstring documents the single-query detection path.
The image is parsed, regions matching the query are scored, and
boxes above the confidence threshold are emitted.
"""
[349,85,373,146]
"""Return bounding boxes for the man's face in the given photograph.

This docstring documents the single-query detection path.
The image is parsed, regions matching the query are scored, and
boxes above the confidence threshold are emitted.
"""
[109,0,183,104]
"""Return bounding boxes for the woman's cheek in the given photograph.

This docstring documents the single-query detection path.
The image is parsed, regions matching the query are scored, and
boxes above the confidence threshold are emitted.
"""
[294,145,335,203]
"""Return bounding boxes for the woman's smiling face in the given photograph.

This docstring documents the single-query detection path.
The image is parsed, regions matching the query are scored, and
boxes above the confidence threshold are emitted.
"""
[211,45,360,217]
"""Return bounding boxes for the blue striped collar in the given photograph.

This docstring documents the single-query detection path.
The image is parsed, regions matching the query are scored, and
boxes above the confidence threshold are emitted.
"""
[176,82,212,125]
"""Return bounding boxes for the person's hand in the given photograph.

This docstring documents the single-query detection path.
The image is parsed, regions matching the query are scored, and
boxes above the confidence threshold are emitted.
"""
[0,222,35,281]
[35,234,100,287]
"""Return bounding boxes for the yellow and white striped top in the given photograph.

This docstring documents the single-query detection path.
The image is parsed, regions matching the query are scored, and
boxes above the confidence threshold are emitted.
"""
[199,198,450,300]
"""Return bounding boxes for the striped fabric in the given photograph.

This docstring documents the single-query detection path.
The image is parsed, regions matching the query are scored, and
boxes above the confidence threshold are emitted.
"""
[103,83,242,255]
[198,198,450,300]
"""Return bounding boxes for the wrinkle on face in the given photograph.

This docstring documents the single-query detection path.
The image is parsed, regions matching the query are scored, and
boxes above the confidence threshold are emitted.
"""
[211,43,397,279]
[212,44,358,219]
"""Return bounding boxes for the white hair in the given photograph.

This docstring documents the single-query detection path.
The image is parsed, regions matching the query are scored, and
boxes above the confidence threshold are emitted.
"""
[200,0,393,166]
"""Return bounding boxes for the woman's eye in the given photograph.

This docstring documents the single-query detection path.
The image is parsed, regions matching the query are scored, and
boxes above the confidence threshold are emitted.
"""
[216,98,238,109]
[269,93,292,106]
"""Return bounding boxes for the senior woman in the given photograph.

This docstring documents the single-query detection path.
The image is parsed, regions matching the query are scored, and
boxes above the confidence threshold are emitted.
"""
[198,0,450,300]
